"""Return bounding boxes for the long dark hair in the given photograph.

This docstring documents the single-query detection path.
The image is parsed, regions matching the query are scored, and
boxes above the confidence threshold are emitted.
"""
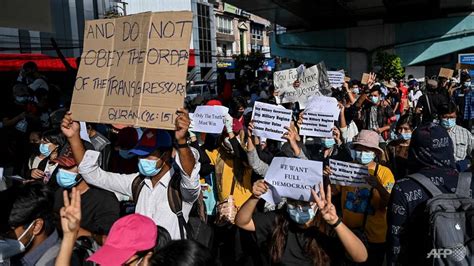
[269,206,331,266]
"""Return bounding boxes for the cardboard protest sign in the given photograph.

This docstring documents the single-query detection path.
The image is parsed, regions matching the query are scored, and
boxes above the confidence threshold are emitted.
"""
[329,159,370,187]
[261,157,323,204]
[300,112,334,137]
[361,73,370,85]
[456,63,474,70]
[273,62,331,108]
[192,106,229,134]
[70,11,193,130]
[252,101,292,141]
[438,68,454,79]
[327,70,345,88]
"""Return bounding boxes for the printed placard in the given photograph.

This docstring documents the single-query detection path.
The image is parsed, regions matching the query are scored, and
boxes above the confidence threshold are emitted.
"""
[327,70,345,88]
[329,159,370,187]
[252,101,292,141]
[261,157,323,204]
[192,106,229,134]
[70,11,193,130]
[300,111,334,137]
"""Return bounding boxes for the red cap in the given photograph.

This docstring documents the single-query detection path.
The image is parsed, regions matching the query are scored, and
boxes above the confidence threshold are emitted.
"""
[87,214,157,266]
[206,99,222,106]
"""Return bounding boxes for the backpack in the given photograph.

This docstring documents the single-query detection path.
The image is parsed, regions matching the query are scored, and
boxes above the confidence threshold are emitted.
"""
[408,172,474,265]
[131,166,214,248]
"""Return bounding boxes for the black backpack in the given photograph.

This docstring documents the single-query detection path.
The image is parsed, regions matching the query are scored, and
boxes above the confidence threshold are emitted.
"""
[408,172,474,265]
[131,167,214,248]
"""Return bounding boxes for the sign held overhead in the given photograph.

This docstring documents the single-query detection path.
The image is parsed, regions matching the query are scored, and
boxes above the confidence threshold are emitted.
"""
[70,11,193,130]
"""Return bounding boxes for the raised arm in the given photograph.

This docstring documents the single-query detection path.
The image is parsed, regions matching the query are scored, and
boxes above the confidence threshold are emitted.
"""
[235,180,268,231]
[312,183,368,263]
[55,188,81,266]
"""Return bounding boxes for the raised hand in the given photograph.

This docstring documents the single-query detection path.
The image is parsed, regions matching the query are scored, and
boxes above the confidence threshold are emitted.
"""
[60,187,81,235]
[252,179,269,198]
[61,111,80,139]
[175,108,191,143]
[311,183,339,225]
[368,72,377,88]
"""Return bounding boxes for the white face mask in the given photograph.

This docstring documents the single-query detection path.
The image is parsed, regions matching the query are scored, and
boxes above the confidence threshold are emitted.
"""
[0,238,25,262]
[17,221,36,251]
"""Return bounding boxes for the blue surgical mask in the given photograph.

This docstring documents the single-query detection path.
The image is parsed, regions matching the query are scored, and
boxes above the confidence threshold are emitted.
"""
[440,118,456,129]
[321,138,336,149]
[138,159,161,177]
[352,88,360,95]
[287,204,316,224]
[57,169,80,188]
[355,151,375,165]
[39,143,52,157]
[370,96,379,104]
[119,149,135,159]
[399,132,412,140]
[464,82,471,87]
[15,96,28,104]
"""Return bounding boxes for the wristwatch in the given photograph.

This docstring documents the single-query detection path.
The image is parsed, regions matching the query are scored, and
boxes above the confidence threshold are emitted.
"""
[330,217,343,229]
[175,142,189,149]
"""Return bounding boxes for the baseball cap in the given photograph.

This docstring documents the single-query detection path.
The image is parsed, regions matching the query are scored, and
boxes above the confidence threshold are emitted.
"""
[87,214,157,266]
[129,129,172,156]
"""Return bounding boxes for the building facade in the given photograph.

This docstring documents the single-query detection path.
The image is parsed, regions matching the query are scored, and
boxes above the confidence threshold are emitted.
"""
[214,1,271,59]
[0,0,117,58]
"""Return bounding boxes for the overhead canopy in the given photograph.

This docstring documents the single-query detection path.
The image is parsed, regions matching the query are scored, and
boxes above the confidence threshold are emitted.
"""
[226,0,474,31]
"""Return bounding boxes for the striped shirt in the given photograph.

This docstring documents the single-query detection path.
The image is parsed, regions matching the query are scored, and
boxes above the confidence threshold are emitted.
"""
[447,125,473,161]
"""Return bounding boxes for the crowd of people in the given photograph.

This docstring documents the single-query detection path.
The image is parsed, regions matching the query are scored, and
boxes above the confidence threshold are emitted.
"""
[0,61,473,266]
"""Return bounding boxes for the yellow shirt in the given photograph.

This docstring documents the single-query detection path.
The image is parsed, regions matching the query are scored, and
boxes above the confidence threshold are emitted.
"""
[340,164,395,243]
[205,149,252,208]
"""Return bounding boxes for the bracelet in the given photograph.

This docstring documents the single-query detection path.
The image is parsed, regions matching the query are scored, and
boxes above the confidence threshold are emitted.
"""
[176,142,189,149]
[329,217,343,229]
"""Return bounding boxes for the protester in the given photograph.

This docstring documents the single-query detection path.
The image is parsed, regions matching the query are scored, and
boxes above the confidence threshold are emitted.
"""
[17,61,49,92]
[385,114,413,179]
[8,182,59,265]
[86,123,112,170]
[387,123,474,265]
[60,110,201,240]
[328,130,394,265]
[235,181,368,265]
[438,102,473,172]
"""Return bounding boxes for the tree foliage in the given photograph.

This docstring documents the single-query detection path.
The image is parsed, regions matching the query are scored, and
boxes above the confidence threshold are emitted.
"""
[374,51,405,81]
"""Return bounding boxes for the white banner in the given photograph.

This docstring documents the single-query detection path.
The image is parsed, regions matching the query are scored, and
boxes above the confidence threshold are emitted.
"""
[273,62,331,108]
[329,159,370,187]
[261,157,323,204]
[252,101,292,141]
[192,106,229,134]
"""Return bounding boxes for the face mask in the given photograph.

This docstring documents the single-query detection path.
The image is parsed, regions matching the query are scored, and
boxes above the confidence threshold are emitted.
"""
[15,96,28,104]
[0,238,25,261]
[138,158,162,177]
[352,88,360,95]
[464,82,471,87]
[399,132,412,140]
[287,204,316,224]
[370,96,379,104]
[321,138,336,149]
[39,143,52,157]
[17,221,36,251]
[355,151,375,165]
[119,149,135,159]
[57,169,80,188]
[440,118,456,129]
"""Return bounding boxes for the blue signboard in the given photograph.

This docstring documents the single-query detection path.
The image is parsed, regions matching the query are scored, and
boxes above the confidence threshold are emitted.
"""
[458,53,474,77]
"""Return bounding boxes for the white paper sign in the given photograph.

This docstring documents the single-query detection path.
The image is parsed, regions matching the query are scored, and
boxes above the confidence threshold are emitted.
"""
[300,111,334,137]
[327,71,345,88]
[252,101,292,141]
[305,96,340,120]
[329,159,370,187]
[79,122,91,143]
[192,106,229,134]
[261,157,323,204]
[273,62,331,107]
